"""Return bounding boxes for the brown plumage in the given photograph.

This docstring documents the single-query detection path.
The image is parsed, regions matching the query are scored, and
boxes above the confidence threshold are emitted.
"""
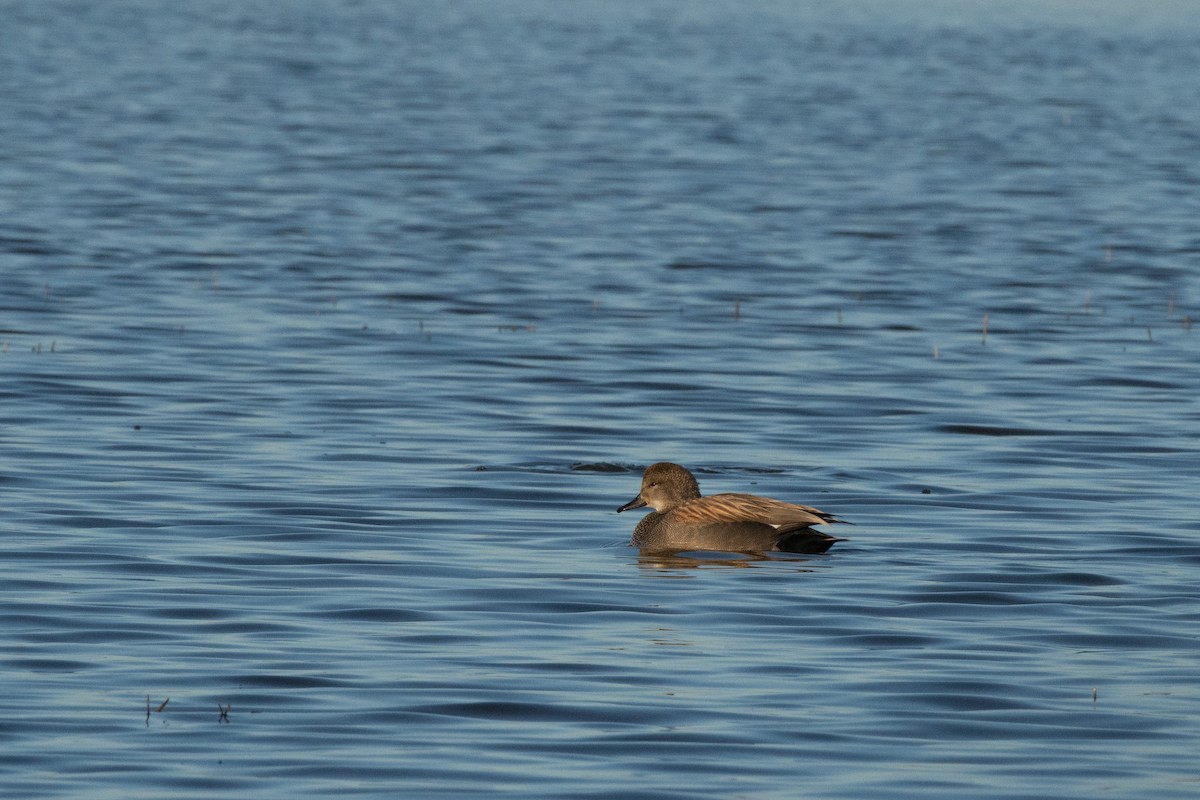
[617,462,845,554]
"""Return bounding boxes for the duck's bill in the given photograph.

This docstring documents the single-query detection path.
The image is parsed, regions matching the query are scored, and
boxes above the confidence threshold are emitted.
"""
[617,495,646,513]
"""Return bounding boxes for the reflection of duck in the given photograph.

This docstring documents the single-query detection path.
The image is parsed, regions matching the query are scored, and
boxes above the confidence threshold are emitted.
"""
[618,462,846,554]
[635,551,822,571]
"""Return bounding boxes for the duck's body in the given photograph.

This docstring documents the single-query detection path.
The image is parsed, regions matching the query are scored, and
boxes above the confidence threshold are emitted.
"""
[618,462,845,554]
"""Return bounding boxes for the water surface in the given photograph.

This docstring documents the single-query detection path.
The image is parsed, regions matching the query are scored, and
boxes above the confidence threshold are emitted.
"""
[3,1,1200,797]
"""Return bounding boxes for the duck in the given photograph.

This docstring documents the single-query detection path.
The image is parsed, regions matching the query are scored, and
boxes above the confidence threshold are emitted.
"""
[617,462,845,554]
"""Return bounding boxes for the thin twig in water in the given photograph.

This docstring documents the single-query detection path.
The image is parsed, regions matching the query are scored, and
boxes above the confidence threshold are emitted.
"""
[147,695,169,725]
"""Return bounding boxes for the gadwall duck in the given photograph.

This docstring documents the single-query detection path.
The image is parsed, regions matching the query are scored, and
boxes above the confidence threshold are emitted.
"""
[618,462,845,554]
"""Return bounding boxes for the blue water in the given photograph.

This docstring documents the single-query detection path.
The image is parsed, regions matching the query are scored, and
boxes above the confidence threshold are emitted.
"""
[3,1,1200,797]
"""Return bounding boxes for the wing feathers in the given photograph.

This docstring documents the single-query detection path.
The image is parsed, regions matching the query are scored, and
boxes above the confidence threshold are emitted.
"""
[672,493,841,528]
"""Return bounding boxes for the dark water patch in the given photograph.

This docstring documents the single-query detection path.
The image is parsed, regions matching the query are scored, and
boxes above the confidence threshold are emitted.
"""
[552,790,708,800]
[228,674,351,690]
[408,699,665,726]
[1138,548,1200,565]
[902,590,1040,606]
[1028,631,1199,650]
[938,424,1062,437]
[885,692,1041,714]
[314,607,437,624]
[666,260,756,271]
[882,710,1171,743]
[144,606,237,621]
[828,632,943,648]
[21,627,167,644]
[571,462,634,473]
[832,228,905,240]
[1078,375,1185,390]
[202,620,303,636]
[449,599,676,617]
[5,658,93,672]
[935,570,1125,588]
